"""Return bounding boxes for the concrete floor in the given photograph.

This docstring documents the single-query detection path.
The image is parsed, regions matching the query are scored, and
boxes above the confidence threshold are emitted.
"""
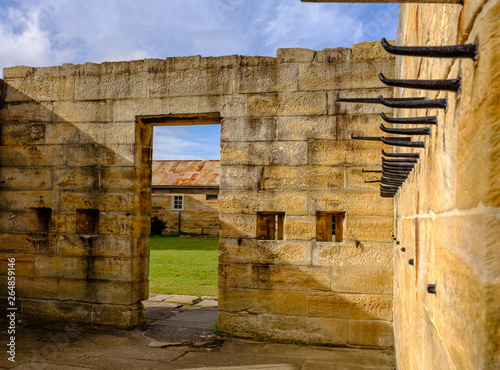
[1,296,396,369]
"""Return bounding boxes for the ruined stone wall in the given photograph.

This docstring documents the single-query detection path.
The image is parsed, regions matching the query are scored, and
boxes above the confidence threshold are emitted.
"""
[0,42,395,344]
[217,44,395,346]
[151,188,220,235]
[393,0,500,368]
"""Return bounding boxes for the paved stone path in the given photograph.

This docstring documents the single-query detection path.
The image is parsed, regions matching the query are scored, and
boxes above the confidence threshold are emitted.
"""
[0,295,395,369]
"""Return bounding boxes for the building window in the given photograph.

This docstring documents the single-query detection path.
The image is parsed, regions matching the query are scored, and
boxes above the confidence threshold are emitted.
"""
[256,212,285,240]
[76,209,99,234]
[206,194,218,201]
[172,194,184,210]
[316,212,345,242]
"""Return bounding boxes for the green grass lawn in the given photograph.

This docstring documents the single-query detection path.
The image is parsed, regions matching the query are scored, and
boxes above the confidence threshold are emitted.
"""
[149,237,218,297]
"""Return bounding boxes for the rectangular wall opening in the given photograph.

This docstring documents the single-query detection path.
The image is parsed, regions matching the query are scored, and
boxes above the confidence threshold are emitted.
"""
[257,212,285,240]
[76,209,99,235]
[316,211,345,242]
[29,207,52,233]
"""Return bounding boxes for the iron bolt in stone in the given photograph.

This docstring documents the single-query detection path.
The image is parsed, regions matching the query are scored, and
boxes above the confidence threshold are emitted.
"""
[401,247,406,252]
[408,259,414,265]
[427,284,437,294]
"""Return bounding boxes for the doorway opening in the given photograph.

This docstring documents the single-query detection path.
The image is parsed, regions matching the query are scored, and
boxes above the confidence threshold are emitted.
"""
[138,113,221,313]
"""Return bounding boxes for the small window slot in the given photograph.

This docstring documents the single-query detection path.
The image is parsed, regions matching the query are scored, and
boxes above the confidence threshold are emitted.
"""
[316,212,345,242]
[76,209,99,234]
[257,212,285,240]
[30,208,52,233]
[172,194,184,210]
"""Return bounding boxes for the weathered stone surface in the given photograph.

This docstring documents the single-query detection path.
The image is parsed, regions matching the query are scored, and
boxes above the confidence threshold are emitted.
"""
[0,101,54,123]
[219,238,312,265]
[308,292,393,320]
[314,48,352,63]
[219,214,256,239]
[236,64,298,93]
[327,88,393,116]
[219,190,308,215]
[349,320,394,347]
[351,40,395,60]
[220,166,262,191]
[262,166,343,190]
[258,265,332,291]
[309,191,393,217]
[0,167,52,189]
[4,77,75,102]
[332,267,393,295]
[247,91,327,117]
[309,140,383,166]
[219,288,307,316]
[221,118,277,142]
[313,242,392,268]
[284,216,316,240]
[277,48,315,63]
[276,116,336,141]
[344,216,393,243]
[299,59,394,91]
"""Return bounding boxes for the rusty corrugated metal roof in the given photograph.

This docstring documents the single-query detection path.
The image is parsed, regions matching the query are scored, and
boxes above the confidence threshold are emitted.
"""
[152,160,220,186]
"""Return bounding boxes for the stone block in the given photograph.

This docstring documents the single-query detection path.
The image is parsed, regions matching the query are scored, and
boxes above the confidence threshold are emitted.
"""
[247,91,327,117]
[100,167,150,191]
[64,144,135,167]
[220,166,262,191]
[346,166,387,191]
[299,59,393,91]
[149,68,234,97]
[351,40,395,60]
[276,116,336,141]
[219,238,312,265]
[58,279,143,305]
[238,55,276,67]
[0,101,54,123]
[236,64,298,93]
[60,190,142,213]
[0,253,34,276]
[218,311,259,338]
[258,265,332,291]
[220,95,247,118]
[314,48,352,63]
[309,140,384,166]
[349,320,394,347]
[92,302,145,328]
[53,101,113,123]
[3,65,34,78]
[0,145,66,167]
[75,73,148,100]
[58,234,145,258]
[262,166,343,190]
[309,190,393,217]
[0,189,59,211]
[221,141,308,166]
[308,292,393,321]
[4,77,75,102]
[16,276,59,299]
[164,295,202,305]
[344,216,393,242]
[22,299,93,325]
[53,167,99,189]
[337,114,385,140]
[166,55,201,70]
[45,122,136,145]
[98,213,149,236]
[0,167,52,189]
[219,214,256,239]
[50,212,77,234]
[277,48,316,63]
[312,242,393,268]
[221,118,277,142]
[284,216,316,240]
[219,288,307,316]
[327,88,393,116]
[34,255,88,279]
[219,263,259,289]
[331,267,393,295]
[200,55,238,69]
[259,314,350,345]
[0,122,45,145]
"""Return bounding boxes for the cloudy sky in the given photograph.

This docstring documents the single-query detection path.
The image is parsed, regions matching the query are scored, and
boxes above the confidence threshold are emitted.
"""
[0,0,399,160]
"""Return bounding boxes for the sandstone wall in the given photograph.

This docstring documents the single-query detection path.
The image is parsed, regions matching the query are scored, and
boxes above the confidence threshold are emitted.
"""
[393,0,500,368]
[151,188,220,235]
[0,42,395,344]
[217,44,395,346]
